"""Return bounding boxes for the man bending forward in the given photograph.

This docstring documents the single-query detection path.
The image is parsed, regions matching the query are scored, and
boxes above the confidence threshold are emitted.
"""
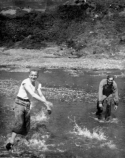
[96,75,119,121]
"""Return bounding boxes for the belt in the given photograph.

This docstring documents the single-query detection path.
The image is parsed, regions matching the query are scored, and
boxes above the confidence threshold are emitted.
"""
[17,96,30,102]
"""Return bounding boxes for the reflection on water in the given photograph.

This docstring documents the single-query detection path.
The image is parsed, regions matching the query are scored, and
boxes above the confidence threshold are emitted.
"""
[0,68,125,157]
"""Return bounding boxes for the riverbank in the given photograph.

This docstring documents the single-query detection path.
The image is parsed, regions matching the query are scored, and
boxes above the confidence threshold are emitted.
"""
[0,47,125,72]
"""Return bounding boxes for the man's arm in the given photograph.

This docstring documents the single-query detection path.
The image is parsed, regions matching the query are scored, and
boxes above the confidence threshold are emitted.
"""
[24,83,50,109]
[37,84,47,102]
[98,79,107,103]
[113,82,119,106]
[37,84,53,111]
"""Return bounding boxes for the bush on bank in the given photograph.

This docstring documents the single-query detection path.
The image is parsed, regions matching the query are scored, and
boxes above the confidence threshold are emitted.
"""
[0,0,125,56]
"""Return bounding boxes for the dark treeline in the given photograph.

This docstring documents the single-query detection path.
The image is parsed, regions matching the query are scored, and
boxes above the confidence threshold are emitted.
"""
[0,1,125,53]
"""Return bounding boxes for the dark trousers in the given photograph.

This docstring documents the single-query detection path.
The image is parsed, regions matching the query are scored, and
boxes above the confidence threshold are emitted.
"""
[12,98,30,135]
[96,97,114,120]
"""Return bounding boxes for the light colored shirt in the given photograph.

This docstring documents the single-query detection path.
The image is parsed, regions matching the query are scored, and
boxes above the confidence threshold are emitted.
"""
[17,78,41,99]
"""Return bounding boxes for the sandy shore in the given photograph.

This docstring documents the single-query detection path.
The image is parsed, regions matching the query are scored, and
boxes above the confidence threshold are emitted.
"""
[0,48,125,72]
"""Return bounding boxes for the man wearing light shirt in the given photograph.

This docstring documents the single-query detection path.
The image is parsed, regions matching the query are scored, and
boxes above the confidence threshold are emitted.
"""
[6,68,53,150]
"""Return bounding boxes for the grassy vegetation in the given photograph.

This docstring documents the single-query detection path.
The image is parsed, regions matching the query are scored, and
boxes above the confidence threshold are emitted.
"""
[0,0,125,58]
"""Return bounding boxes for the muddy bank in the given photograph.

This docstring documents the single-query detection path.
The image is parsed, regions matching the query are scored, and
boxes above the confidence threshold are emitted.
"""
[0,48,125,72]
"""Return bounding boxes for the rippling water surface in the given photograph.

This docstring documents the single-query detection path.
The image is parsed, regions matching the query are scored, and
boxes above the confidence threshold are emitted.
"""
[0,68,125,158]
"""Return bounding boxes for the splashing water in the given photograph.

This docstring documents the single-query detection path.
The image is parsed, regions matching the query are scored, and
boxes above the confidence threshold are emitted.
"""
[17,131,54,151]
[17,137,50,151]
[24,133,56,151]
[100,141,117,149]
[68,117,117,150]
[69,117,107,141]
[106,118,119,124]
[31,110,48,123]
[91,115,119,124]
[28,139,49,151]
[72,124,107,141]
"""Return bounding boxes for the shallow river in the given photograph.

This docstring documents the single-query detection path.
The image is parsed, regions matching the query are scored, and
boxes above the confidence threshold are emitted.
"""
[0,68,125,158]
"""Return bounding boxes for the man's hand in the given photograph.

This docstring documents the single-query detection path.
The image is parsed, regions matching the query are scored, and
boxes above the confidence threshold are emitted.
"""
[114,105,118,110]
[45,101,53,115]
[45,101,53,108]
[99,103,103,110]
[99,103,103,108]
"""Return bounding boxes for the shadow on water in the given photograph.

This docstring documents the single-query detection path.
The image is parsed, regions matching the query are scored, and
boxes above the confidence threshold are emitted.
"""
[0,68,125,157]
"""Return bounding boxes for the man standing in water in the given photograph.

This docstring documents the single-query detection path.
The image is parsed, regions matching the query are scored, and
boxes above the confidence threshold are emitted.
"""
[6,68,53,150]
[96,75,119,121]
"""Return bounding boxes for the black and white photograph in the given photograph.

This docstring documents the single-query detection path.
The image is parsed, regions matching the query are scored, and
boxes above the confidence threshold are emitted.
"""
[0,0,125,157]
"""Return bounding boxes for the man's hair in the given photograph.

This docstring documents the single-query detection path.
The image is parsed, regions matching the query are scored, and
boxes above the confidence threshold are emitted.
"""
[107,75,114,80]
[29,67,40,74]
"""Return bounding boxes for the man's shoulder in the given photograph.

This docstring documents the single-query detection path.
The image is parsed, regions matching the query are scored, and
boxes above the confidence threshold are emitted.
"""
[36,80,41,88]
[100,79,107,85]
[113,80,117,87]
[33,79,40,85]
[22,78,30,84]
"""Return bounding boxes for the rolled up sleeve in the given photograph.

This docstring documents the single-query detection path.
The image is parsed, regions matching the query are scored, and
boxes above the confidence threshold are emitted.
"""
[113,82,119,105]
[98,80,107,103]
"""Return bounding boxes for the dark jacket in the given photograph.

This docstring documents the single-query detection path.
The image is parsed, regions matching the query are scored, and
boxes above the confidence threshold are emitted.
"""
[98,79,119,104]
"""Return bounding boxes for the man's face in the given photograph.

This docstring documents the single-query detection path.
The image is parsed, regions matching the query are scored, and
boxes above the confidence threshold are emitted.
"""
[107,77,113,85]
[29,71,38,82]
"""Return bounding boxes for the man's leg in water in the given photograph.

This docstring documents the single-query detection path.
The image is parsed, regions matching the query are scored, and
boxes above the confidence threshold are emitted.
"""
[9,132,17,144]
[9,106,30,143]
[6,132,17,151]
[6,104,24,150]
[105,97,113,121]
[6,102,30,150]
[96,100,104,120]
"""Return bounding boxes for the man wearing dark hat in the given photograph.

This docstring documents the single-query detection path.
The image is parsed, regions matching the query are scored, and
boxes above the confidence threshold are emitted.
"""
[96,75,119,121]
